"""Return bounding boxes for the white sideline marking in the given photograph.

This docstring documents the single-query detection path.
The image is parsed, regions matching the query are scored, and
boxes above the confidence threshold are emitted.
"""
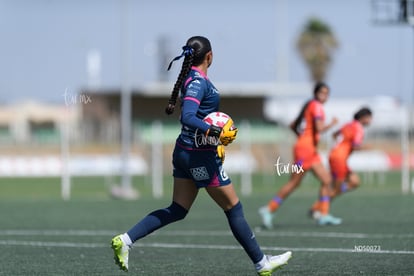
[254,231,414,239]
[137,242,414,255]
[0,230,116,236]
[0,229,413,239]
[0,240,413,255]
[0,240,105,248]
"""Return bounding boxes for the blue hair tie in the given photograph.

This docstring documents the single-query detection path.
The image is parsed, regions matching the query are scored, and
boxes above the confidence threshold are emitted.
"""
[167,46,194,71]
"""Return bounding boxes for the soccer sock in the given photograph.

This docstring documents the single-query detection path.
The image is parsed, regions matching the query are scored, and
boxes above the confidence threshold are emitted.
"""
[319,196,330,215]
[255,255,268,271]
[341,182,349,193]
[121,233,133,247]
[267,196,283,212]
[225,201,264,264]
[127,201,188,243]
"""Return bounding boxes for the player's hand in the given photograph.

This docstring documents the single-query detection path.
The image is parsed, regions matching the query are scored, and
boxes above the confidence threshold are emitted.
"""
[220,119,238,146]
[217,144,225,163]
[331,117,339,126]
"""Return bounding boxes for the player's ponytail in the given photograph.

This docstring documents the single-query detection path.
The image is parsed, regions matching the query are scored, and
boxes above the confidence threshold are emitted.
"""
[165,47,194,115]
[165,36,212,115]
[354,107,372,120]
[291,100,311,136]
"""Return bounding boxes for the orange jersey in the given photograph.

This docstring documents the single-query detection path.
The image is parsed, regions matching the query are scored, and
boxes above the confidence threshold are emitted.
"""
[292,100,325,170]
[330,120,364,160]
[295,99,325,149]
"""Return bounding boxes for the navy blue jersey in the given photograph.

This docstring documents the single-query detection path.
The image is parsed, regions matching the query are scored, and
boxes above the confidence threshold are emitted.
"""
[177,67,220,149]
[172,66,231,187]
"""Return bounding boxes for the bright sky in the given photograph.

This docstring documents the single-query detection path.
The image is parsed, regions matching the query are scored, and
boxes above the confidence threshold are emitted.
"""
[0,0,413,104]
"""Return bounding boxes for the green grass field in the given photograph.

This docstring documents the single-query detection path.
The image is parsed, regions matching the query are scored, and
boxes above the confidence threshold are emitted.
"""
[0,172,413,275]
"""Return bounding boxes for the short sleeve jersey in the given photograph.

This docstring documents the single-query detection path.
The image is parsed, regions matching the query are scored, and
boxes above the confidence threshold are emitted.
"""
[295,99,325,148]
[177,67,220,148]
[330,120,364,159]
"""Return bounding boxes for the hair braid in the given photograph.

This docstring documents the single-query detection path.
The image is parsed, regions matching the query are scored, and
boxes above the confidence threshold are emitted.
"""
[165,54,194,115]
[291,100,311,136]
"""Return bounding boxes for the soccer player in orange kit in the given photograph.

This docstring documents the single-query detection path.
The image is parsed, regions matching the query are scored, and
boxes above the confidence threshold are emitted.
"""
[259,82,341,227]
[310,107,373,218]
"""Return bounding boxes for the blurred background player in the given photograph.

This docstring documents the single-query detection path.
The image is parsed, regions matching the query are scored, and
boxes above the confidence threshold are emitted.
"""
[310,107,373,218]
[259,82,341,228]
[111,36,291,275]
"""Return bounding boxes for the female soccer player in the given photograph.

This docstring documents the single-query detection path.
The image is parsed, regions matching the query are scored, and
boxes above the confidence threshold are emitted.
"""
[311,107,372,213]
[111,36,291,275]
[259,82,342,227]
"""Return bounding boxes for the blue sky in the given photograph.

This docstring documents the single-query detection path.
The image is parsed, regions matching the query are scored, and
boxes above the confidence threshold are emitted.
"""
[0,0,413,104]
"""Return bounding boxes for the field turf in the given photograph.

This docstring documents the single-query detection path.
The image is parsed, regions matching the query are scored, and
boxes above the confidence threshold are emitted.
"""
[0,172,413,275]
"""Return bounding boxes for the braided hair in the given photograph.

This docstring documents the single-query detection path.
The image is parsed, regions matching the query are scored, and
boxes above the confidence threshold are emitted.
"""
[165,36,212,115]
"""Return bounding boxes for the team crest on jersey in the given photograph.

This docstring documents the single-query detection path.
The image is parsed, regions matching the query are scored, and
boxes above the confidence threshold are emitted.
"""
[190,166,210,181]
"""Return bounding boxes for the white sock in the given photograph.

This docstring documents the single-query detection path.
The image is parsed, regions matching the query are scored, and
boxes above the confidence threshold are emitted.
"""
[121,233,133,247]
[254,255,267,271]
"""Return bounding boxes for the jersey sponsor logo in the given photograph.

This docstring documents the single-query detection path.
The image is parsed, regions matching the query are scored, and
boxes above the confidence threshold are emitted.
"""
[186,90,198,97]
[188,81,201,89]
[190,166,210,181]
[187,82,202,97]
[187,79,202,94]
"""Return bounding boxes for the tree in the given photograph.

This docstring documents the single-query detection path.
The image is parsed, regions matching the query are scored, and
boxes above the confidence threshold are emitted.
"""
[297,17,338,82]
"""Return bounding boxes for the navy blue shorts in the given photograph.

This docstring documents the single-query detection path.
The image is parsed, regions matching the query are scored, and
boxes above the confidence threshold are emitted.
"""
[172,142,232,188]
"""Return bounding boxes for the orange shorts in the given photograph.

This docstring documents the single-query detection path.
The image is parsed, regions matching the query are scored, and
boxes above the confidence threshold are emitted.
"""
[293,145,322,170]
[329,155,350,181]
